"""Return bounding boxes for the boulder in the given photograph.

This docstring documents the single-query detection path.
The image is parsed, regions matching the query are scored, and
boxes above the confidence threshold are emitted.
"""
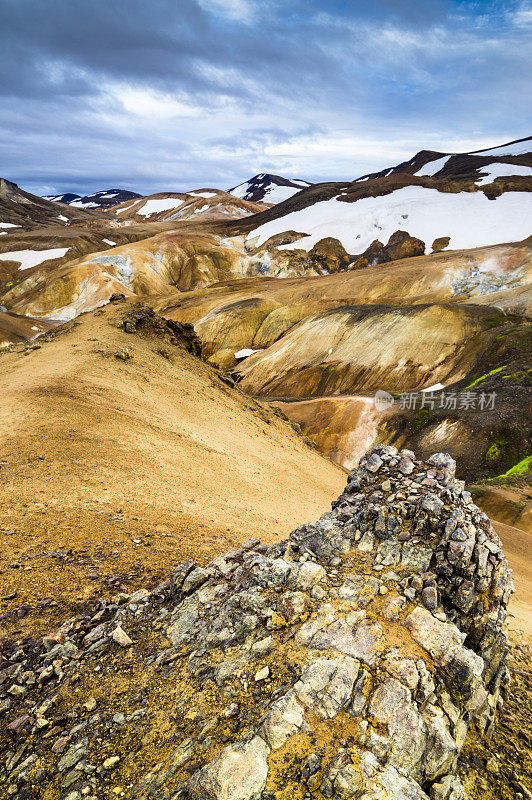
[308,237,352,272]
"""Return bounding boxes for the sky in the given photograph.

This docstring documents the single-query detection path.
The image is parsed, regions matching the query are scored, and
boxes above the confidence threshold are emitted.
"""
[1,0,531,196]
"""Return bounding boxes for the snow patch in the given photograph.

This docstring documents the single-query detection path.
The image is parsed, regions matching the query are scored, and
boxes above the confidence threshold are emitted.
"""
[137,198,185,217]
[249,186,532,253]
[234,348,264,359]
[475,162,532,185]
[0,247,69,270]
[470,140,532,157]
[262,185,302,203]
[103,239,116,246]
[0,223,19,228]
[421,383,446,392]
[414,156,451,176]
[57,214,69,222]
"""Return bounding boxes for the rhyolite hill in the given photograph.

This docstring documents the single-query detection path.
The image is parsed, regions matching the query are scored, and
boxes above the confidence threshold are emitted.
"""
[0,137,530,480]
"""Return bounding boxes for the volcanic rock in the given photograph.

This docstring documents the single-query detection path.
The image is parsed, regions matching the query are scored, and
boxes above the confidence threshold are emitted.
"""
[0,447,515,799]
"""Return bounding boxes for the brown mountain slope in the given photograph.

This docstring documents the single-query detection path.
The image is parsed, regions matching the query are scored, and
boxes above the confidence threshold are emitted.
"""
[157,238,532,370]
[110,190,266,222]
[0,178,99,229]
[0,299,345,640]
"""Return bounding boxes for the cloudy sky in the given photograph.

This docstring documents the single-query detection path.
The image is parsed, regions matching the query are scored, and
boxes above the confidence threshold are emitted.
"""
[1,0,531,196]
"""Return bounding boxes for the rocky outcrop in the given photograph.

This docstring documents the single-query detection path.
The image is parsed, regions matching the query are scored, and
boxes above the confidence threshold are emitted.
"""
[0,448,514,799]
[156,447,511,799]
[350,230,426,269]
[308,238,352,272]
[3,446,511,798]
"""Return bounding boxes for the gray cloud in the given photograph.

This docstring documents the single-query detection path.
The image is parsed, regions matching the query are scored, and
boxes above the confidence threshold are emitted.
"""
[0,0,530,194]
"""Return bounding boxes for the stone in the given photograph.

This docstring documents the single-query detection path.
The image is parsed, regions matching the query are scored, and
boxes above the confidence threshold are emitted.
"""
[289,561,326,590]
[254,666,269,682]
[398,457,415,475]
[103,756,121,770]
[365,453,383,472]
[383,652,419,691]
[402,542,433,572]
[277,591,311,624]
[422,586,438,611]
[381,595,406,621]
[58,741,89,772]
[422,494,444,516]
[294,657,359,719]
[182,567,209,595]
[338,574,379,607]
[369,677,411,725]
[358,531,375,552]
[311,619,382,665]
[260,691,304,749]
[430,775,466,800]
[166,596,199,645]
[188,736,270,800]
[111,627,133,647]
[432,236,451,253]
[250,636,273,658]
[405,608,483,700]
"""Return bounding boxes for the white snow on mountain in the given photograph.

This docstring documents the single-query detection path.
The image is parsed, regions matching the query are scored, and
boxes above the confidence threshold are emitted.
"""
[230,183,255,200]
[470,140,532,157]
[136,198,185,217]
[0,247,70,270]
[262,185,305,203]
[250,186,532,253]
[231,181,303,202]
[475,163,532,185]
[0,223,19,228]
[230,174,311,203]
[414,156,451,176]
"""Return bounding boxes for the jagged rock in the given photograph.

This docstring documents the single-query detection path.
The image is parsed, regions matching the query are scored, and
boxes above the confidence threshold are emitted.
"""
[350,230,425,269]
[1,446,513,800]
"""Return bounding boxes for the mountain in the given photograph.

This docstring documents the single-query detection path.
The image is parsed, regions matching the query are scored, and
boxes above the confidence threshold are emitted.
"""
[110,189,267,222]
[228,136,532,268]
[155,236,531,481]
[1,137,531,482]
[0,141,530,800]
[42,192,81,204]
[44,188,142,209]
[0,178,101,229]
[229,173,312,203]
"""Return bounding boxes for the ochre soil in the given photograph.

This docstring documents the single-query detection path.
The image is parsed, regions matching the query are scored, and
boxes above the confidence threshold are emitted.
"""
[0,301,345,641]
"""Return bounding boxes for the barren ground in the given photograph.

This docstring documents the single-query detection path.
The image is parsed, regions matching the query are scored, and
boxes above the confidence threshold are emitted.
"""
[0,301,345,642]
